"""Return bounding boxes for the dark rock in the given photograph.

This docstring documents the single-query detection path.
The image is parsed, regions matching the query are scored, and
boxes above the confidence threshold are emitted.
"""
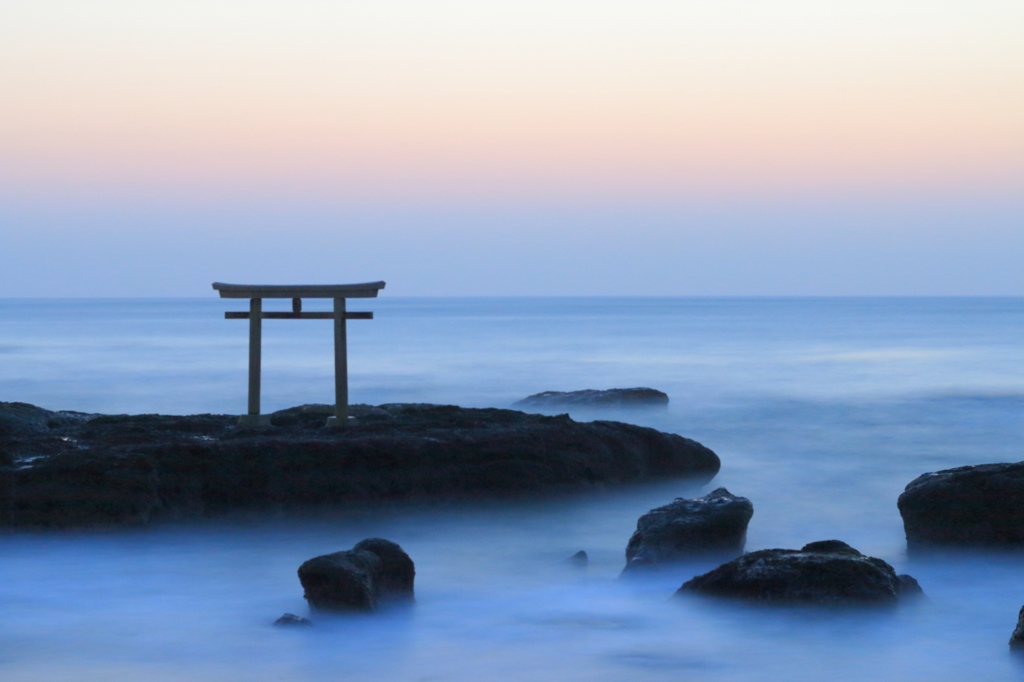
[0,402,55,437]
[0,402,719,528]
[568,550,588,565]
[352,538,416,597]
[898,462,1024,548]
[0,402,92,437]
[623,488,753,572]
[897,574,924,599]
[274,613,312,626]
[298,538,414,611]
[1010,606,1024,649]
[298,550,380,611]
[513,388,669,409]
[676,540,922,606]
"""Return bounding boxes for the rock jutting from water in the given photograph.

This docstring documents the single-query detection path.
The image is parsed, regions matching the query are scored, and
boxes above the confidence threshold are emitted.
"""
[897,462,1024,548]
[512,388,669,409]
[1010,606,1024,649]
[622,488,753,574]
[298,538,415,612]
[676,540,924,606]
[0,401,720,528]
[274,613,312,626]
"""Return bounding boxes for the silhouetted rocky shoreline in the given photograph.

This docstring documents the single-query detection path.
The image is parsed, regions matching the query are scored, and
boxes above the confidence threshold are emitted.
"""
[0,401,720,528]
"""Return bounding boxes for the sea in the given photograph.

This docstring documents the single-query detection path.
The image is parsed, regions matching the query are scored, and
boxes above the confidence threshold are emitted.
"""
[1,296,1022,681]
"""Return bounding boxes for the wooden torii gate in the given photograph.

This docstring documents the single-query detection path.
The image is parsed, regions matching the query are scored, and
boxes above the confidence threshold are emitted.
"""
[212,281,386,427]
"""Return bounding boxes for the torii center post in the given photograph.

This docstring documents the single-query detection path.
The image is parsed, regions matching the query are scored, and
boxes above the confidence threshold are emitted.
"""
[212,281,386,427]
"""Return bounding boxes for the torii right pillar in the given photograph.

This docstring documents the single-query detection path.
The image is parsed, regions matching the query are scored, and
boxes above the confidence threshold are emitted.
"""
[332,296,349,424]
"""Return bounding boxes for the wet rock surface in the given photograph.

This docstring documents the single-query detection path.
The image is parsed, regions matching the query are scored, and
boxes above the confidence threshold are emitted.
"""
[623,488,753,573]
[898,462,1024,548]
[513,388,669,409]
[676,540,923,606]
[274,613,312,626]
[0,401,720,528]
[298,538,415,611]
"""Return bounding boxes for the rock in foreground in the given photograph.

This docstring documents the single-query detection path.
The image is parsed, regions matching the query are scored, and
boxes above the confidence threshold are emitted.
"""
[513,388,669,409]
[623,488,753,573]
[898,462,1024,548]
[0,401,720,528]
[676,540,923,606]
[298,538,415,611]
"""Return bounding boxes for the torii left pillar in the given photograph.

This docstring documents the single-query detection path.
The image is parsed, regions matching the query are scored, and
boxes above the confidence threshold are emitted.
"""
[213,281,386,427]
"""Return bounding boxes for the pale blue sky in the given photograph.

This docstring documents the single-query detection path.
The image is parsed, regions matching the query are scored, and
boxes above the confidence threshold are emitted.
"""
[1,196,1020,296]
[1,1,1021,296]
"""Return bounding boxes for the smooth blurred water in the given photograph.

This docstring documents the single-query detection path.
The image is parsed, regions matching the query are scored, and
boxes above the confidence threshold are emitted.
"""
[1,297,1023,681]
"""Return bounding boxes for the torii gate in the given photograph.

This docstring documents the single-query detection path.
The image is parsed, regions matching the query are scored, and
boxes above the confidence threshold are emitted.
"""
[212,281,386,427]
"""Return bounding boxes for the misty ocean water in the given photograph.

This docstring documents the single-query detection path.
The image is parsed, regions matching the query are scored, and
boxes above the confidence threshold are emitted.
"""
[1,296,1022,681]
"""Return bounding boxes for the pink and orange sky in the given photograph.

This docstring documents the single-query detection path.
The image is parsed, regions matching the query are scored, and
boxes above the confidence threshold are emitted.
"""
[1,1,1022,295]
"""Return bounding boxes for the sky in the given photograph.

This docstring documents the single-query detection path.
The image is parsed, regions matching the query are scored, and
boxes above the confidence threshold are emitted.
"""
[1,0,1022,296]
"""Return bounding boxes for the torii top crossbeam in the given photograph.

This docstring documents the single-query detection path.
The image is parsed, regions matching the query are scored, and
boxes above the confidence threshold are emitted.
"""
[213,281,385,427]
[212,282,385,299]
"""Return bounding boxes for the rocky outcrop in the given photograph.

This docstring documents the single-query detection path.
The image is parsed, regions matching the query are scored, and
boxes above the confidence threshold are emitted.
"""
[297,538,415,611]
[0,401,720,528]
[623,488,753,573]
[513,388,669,409]
[898,462,1024,548]
[0,401,92,437]
[676,540,923,606]
[274,613,312,626]
[1011,606,1024,649]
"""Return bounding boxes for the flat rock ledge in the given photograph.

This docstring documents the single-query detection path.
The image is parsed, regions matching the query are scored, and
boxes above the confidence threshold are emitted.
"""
[676,540,923,607]
[622,488,753,574]
[513,388,669,409]
[298,538,415,612]
[898,462,1024,548]
[0,401,719,528]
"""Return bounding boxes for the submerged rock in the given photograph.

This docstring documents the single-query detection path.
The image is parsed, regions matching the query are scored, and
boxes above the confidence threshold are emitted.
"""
[567,550,589,565]
[898,462,1024,548]
[274,613,312,626]
[0,401,720,528]
[676,540,923,606]
[298,538,415,612]
[513,388,669,409]
[1010,606,1024,649]
[623,488,753,573]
